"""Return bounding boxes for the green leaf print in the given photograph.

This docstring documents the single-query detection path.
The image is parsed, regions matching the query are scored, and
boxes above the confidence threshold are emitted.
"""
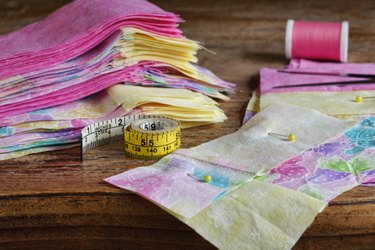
[351,157,374,172]
[320,158,351,173]
[320,156,375,176]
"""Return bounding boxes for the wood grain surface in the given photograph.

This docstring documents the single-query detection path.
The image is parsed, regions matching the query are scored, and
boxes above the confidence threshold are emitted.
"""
[0,0,375,249]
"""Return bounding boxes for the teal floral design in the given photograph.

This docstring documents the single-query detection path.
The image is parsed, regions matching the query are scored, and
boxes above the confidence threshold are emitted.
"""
[344,117,375,154]
[0,126,12,137]
[267,116,375,202]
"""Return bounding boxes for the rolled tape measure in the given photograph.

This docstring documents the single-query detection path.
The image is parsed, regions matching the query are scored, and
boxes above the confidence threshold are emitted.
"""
[81,115,181,160]
[124,117,181,159]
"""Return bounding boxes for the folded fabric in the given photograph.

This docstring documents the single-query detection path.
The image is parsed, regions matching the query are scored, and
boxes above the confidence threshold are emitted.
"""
[0,0,235,160]
[242,90,259,124]
[0,129,81,154]
[0,0,181,79]
[0,144,81,161]
[261,59,375,94]
[0,27,233,117]
[0,84,227,160]
[0,91,121,129]
[105,103,351,218]
[107,85,226,124]
[245,59,375,122]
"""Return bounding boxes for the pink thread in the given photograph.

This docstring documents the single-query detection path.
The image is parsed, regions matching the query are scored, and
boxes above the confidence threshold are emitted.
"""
[287,20,348,62]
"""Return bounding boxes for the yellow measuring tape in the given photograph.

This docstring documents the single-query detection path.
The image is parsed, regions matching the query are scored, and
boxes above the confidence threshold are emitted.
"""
[124,117,181,159]
[81,115,181,160]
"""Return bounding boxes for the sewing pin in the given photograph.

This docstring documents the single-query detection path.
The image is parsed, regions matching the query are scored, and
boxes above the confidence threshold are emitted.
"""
[187,173,212,182]
[268,132,296,141]
[355,95,375,103]
[203,175,212,182]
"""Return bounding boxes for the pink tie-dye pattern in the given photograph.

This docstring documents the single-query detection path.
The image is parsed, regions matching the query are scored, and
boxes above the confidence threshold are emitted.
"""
[0,0,181,79]
[261,59,375,94]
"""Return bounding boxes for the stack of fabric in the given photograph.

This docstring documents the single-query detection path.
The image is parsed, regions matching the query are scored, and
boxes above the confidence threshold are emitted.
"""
[244,59,375,123]
[0,0,234,160]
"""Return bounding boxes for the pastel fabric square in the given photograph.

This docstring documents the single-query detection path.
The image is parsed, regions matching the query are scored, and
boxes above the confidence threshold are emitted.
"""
[266,116,375,199]
[106,103,350,218]
[105,154,252,219]
[177,180,327,250]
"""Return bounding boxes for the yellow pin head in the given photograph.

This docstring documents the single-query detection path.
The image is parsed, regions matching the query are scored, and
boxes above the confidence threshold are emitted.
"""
[203,175,211,183]
[288,133,296,141]
[355,96,363,103]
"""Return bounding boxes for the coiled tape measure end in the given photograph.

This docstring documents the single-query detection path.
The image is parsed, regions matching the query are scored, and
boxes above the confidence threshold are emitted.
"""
[124,117,181,159]
[80,115,181,160]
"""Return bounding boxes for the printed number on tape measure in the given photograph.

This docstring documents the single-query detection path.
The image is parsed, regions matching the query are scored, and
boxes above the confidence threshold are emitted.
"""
[124,118,181,159]
[81,115,181,160]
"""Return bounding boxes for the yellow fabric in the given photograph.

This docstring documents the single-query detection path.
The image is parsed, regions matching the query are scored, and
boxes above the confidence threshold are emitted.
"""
[246,90,375,117]
[107,84,226,127]
[175,180,327,250]
[116,27,199,79]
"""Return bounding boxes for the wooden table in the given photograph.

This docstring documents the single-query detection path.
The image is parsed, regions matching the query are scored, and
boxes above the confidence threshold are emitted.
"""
[1,0,374,249]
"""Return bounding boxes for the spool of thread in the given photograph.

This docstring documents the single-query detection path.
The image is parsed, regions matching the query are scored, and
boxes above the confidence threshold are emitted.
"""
[285,20,349,62]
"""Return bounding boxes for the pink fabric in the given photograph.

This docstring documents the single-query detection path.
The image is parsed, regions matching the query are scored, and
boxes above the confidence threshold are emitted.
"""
[0,31,121,106]
[291,21,341,61]
[0,62,154,118]
[260,59,375,94]
[0,0,181,79]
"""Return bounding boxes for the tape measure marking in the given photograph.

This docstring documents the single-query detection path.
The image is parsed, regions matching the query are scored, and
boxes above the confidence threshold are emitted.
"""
[81,115,181,160]
[124,117,181,159]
